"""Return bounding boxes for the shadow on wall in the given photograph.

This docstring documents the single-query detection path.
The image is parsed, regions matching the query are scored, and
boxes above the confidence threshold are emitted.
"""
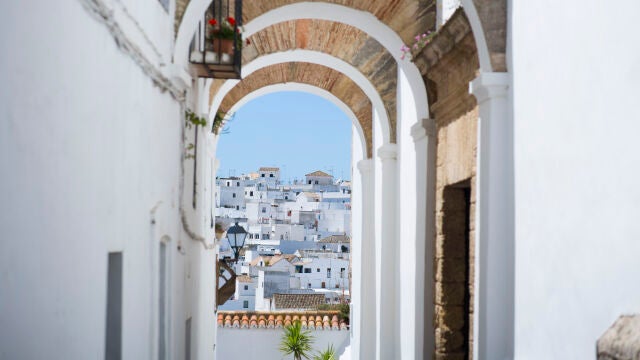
[216,328,349,359]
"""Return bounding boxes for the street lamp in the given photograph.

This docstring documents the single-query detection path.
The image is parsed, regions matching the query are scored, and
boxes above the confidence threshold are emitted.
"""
[226,222,248,262]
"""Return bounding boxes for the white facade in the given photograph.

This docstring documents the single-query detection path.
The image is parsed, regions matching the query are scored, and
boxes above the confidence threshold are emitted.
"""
[294,258,350,290]
[218,277,258,311]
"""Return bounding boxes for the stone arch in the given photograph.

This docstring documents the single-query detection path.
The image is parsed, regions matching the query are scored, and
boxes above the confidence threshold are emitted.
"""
[208,50,391,154]
[221,83,368,161]
[174,2,431,132]
[218,62,373,157]
[243,19,397,142]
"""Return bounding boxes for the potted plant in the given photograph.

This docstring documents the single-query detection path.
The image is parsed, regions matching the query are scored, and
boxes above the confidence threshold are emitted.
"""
[312,345,336,360]
[214,222,226,242]
[279,321,313,360]
[208,16,240,55]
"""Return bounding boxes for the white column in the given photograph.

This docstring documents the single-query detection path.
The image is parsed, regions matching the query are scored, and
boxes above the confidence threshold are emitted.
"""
[410,118,437,360]
[357,159,376,360]
[470,72,514,359]
[376,144,399,360]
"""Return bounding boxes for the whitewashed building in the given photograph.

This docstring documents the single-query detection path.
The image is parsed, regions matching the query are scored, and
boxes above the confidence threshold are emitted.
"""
[4,1,640,360]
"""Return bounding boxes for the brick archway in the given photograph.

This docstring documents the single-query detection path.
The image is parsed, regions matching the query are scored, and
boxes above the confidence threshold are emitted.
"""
[218,62,373,157]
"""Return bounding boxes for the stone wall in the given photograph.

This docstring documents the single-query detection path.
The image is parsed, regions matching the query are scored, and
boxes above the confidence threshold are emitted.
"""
[417,8,480,360]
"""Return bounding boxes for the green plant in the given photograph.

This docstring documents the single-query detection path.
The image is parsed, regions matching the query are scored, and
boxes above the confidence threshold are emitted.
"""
[184,110,207,159]
[312,345,336,360]
[185,110,207,128]
[207,16,248,50]
[212,110,230,134]
[279,321,314,360]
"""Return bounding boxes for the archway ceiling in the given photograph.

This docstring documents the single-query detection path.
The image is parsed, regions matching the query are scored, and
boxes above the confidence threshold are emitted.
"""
[241,19,397,142]
[219,62,373,157]
[242,0,436,45]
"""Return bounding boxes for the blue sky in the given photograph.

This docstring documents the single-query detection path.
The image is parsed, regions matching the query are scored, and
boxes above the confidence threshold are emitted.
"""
[216,92,352,182]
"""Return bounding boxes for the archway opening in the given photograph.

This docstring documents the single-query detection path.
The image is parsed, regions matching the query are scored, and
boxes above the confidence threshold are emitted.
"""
[213,91,361,359]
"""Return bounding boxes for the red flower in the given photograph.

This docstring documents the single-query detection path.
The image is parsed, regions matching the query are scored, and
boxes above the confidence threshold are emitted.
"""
[208,18,217,26]
[227,17,236,26]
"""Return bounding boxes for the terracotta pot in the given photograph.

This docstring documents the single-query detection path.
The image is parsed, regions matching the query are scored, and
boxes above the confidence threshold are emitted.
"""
[212,38,233,55]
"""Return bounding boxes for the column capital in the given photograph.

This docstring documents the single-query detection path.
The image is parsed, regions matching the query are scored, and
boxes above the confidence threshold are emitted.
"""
[470,72,509,104]
[377,143,397,161]
[357,159,374,174]
[411,118,436,142]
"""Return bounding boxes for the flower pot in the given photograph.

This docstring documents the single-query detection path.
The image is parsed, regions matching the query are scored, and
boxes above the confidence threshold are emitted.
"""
[212,38,233,55]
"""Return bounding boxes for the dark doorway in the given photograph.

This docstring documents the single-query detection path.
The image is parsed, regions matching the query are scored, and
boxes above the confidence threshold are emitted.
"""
[436,179,472,359]
[106,252,123,360]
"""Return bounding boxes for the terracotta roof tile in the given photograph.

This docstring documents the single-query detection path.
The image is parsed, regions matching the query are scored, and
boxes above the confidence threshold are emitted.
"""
[272,293,325,310]
[305,170,332,177]
[318,235,350,243]
[217,310,348,331]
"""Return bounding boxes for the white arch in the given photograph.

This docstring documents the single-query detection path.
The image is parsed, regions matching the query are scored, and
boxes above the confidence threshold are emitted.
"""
[459,0,493,72]
[175,2,429,125]
[208,50,390,145]
[218,83,367,160]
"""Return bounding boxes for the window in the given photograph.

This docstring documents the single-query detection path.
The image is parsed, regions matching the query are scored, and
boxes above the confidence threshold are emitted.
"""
[262,233,269,240]
[236,206,239,210]
[261,174,265,177]
[106,252,123,360]
[244,285,249,290]
[243,300,249,309]
[280,235,284,240]
[237,182,240,186]
[327,268,331,278]
[304,268,311,273]
[285,196,288,200]
[262,207,266,213]
[308,283,312,288]
[308,180,312,184]
[232,193,236,198]
[185,318,191,360]
[315,180,319,184]
[340,268,345,278]
[250,191,254,196]
[321,282,326,289]
[317,268,320,272]
[227,181,230,186]
[270,174,274,177]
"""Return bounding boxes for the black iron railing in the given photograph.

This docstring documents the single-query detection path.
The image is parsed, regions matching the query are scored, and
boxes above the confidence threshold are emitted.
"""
[189,0,242,79]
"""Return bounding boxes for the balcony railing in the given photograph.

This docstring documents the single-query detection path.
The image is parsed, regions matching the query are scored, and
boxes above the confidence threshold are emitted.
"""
[189,0,242,79]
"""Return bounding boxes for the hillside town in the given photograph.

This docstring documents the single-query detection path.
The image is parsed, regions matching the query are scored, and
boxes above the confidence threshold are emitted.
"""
[215,167,351,312]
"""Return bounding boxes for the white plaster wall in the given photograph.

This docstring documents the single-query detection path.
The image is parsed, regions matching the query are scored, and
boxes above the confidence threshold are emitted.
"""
[0,1,188,359]
[217,328,350,360]
[350,124,364,360]
[511,1,640,358]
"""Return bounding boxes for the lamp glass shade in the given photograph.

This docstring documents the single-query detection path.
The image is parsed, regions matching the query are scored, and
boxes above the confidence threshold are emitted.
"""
[226,222,248,259]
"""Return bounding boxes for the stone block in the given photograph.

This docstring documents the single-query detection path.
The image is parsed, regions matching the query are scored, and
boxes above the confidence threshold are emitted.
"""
[435,327,465,353]
[435,281,466,306]
[436,256,467,282]
[435,351,466,360]
[435,305,465,331]
[597,314,640,360]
